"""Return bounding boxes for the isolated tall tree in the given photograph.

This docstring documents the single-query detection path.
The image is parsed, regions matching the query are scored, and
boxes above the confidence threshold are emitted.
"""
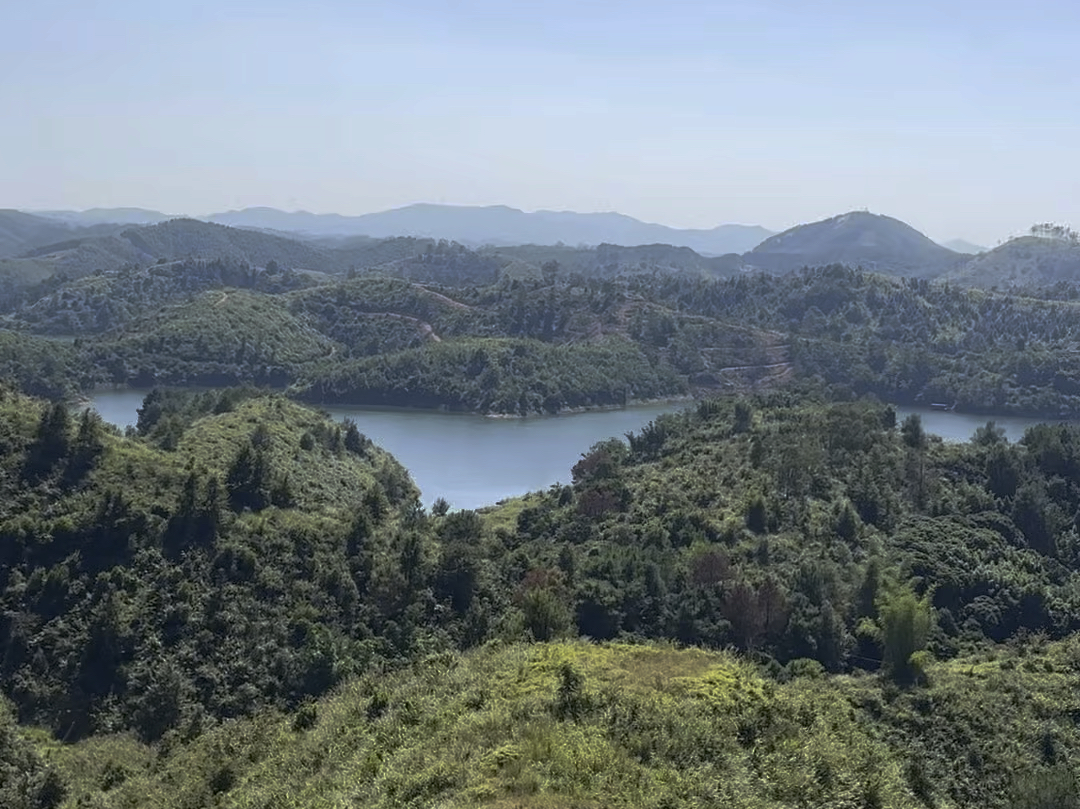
[24,402,71,480]
[879,587,933,684]
[226,441,271,511]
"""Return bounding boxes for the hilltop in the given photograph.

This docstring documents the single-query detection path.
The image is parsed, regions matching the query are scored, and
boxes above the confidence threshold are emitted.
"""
[747,211,959,276]
[746,211,963,278]
[943,234,1080,289]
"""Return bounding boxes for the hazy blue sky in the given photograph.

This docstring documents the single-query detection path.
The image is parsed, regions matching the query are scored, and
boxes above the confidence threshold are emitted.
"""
[3,0,1078,243]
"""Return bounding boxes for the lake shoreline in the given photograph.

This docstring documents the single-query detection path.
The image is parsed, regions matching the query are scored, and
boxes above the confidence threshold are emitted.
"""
[86,391,690,510]
[78,382,695,420]
[78,382,1080,428]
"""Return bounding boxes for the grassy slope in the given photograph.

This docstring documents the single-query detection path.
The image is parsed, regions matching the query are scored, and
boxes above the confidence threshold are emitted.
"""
[35,636,1080,809]
[41,640,917,809]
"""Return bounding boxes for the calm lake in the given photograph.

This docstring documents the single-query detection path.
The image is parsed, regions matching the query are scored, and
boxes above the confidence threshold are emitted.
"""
[892,406,1066,444]
[85,390,1068,510]
[86,390,688,510]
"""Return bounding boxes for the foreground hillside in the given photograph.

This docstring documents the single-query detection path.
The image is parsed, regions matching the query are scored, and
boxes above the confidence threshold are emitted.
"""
[0,389,420,741]
[17,637,1080,809]
[5,388,1080,805]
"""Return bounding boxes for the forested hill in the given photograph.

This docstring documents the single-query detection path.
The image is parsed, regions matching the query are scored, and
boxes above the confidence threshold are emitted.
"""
[746,211,963,278]
[0,388,418,742]
[7,208,1080,300]
[0,219,752,298]
[943,234,1080,290]
[11,261,1080,416]
[628,264,1080,417]
[3,266,792,414]
[6,391,1080,806]
[0,210,96,259]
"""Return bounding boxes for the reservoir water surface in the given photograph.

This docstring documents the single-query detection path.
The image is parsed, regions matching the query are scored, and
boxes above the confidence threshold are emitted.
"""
[87,390,687,510]
[86,390,1068,510]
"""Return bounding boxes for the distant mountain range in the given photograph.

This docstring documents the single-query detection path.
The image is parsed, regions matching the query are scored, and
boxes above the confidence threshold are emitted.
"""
[33,205,773,256]
[33,208,174,226]
[208,205,776,256]
[6,206,1068,294]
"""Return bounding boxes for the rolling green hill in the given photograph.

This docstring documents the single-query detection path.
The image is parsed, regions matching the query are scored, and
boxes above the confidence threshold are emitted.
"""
[944,235,1080,289]
[17,255,1080,419]
[0,390,418,742]
[120,219,334,271]
[84,290,337,387]
[11,258,321,335]
[0,210,89,260]
[747,211,963,278]
[299,336,686,414]
[491,241,743,278]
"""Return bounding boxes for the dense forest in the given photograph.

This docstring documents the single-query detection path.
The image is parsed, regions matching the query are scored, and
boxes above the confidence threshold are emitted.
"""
[2,386,1080,805]
[6,256,1080,415]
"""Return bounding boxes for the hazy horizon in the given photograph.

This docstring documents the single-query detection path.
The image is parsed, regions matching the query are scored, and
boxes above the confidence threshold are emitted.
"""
[6,0,1079,245]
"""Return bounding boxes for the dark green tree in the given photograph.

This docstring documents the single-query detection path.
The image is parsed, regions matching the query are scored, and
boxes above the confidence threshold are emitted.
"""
[225,441,271,511]
[878,587,933,685]
[24,402,71,480]
[900,413,926,450]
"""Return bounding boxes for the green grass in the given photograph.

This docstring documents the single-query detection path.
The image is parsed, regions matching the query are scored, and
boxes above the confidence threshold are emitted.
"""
[42,640,921,809]
[33,636,1080,808]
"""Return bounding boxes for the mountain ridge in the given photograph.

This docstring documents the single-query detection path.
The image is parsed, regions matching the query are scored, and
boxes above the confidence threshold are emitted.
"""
[204,203,774,255]
[746,210,964,278]
[11,206,1072,291]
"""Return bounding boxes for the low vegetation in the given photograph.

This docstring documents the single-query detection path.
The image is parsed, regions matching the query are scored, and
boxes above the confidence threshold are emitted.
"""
[2,386,1080,805]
